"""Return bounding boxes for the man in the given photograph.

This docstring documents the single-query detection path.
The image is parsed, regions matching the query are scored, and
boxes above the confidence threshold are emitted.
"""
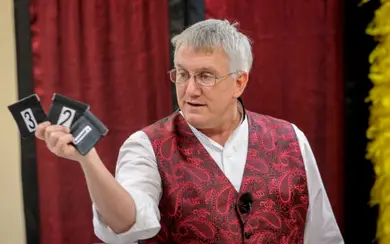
[36,19,343,243]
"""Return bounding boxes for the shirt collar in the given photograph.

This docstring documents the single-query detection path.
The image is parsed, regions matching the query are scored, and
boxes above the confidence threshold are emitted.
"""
[178,97,248,142]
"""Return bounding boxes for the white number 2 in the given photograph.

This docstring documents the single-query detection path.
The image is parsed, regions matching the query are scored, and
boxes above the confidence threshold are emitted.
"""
[21,108,38,132]
[57,106,76,128]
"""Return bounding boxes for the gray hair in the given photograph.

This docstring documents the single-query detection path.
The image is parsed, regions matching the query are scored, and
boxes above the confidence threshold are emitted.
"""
[172,19,253,73]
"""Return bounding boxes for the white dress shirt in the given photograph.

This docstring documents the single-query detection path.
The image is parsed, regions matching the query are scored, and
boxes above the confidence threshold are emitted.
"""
[92,113,344,244]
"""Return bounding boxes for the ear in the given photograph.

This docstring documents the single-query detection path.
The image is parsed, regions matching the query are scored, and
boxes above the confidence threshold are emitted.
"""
[233,72,249,98]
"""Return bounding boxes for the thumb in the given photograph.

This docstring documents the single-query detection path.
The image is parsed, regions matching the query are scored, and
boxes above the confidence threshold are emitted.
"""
[35,121,51,140]
[64,126,71,134]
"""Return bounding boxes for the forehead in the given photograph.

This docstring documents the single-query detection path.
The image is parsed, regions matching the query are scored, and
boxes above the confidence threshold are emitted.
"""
[174,45,230,72]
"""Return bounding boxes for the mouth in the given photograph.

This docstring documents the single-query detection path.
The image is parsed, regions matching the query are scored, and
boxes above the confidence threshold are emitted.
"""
[187,102,206,107]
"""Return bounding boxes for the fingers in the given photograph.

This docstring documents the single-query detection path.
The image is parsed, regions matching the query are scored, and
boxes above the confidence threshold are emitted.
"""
[35,123,78,160]
[51,134,75,156]
[44,125,70,142]
[35,121,51,140]
[47,131,65,148]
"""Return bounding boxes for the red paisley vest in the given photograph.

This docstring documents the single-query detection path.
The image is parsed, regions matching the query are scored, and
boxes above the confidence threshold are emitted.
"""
[142,110,308,244]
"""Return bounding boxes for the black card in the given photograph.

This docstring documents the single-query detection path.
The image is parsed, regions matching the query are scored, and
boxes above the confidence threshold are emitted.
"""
[70,110,109,155]
[47,93,90,128]
[8,94,48,139]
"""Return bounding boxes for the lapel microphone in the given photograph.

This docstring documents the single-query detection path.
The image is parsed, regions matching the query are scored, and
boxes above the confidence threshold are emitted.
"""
[237,192,253,215]
[236,192,254,239]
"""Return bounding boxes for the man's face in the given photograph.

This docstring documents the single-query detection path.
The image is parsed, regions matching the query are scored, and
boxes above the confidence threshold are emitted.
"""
[174,45,246,129]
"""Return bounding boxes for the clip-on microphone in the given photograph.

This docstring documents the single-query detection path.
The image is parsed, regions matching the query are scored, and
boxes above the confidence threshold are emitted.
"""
[237,192,253,214]
[236,192,253,222]
[236,192,253,239]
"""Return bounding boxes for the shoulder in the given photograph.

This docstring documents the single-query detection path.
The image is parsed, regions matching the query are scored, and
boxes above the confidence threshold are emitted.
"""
[118,130,154,158]
[246,110,293,127]
[246,110,309,143]
[143,111,179,129]
[118,111,180,154]
[246,111,317,170]
[141,111,182,138]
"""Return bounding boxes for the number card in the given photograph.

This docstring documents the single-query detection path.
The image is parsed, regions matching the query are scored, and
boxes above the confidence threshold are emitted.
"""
[8,94,47,138]
[70,110,109,155]
[48,93,90,128]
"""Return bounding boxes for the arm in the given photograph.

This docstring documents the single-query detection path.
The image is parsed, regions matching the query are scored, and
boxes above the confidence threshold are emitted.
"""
[92,131,162,243]
[292,125,344,244]
[80,149,137,234]
[35,123,162,244]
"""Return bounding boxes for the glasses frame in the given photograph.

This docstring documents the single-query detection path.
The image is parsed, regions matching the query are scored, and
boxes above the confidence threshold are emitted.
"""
[168,69,238,87]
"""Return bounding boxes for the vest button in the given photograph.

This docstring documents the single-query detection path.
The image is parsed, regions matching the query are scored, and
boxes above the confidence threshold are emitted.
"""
[244,232,252,239]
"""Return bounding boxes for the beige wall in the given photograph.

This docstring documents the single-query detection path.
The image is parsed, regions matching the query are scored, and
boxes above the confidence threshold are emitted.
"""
[0,0,27,243]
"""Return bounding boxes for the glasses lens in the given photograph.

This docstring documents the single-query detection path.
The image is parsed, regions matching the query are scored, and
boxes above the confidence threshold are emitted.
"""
[197,73,215,86]
[169,70,177,83]
[175,70,190,83]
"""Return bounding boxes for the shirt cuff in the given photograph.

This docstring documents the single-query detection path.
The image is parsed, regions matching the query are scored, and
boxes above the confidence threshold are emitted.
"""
[92,190,161,244]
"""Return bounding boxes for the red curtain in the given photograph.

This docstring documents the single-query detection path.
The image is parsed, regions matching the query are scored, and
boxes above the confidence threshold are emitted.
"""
[205,0,344,229]
[30,1,172,243]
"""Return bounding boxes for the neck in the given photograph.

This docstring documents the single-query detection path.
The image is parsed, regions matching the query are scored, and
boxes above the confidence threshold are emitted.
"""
[199,103,242,146]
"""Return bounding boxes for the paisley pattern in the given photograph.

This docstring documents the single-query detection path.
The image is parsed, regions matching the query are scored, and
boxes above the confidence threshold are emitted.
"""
[142,111,308,243]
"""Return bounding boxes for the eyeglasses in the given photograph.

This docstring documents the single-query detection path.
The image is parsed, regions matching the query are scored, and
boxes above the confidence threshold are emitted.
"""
[168,69,237,87]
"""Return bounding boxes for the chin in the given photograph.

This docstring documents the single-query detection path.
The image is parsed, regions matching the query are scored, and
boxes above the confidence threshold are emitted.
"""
[182,112,208,129]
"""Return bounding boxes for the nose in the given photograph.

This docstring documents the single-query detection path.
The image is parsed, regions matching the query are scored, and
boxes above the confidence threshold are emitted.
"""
[185,75,201,96]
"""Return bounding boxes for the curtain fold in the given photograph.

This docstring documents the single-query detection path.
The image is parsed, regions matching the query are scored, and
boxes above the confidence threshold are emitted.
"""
[31,1,172,243]
[205,0,344,228]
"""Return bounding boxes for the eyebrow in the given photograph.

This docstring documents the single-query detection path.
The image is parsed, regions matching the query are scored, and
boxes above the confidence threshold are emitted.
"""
[175,64,218,74]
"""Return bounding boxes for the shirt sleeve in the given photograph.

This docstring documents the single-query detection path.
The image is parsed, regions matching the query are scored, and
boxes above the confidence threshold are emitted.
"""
[292,124,344,244]
[92,131,162,244]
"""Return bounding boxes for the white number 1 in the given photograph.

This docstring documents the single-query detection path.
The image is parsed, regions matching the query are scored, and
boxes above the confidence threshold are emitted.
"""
[73,126,92,145]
